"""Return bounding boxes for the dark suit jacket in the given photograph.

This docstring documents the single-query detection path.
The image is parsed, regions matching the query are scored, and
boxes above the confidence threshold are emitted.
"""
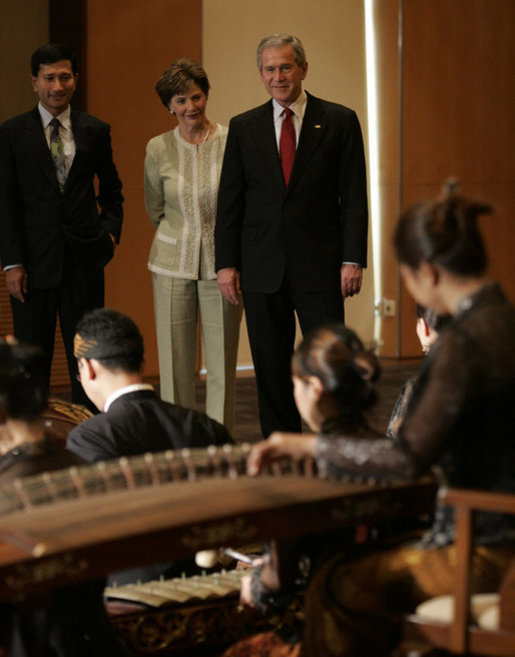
[215,92,368,294]
[66,389,233,463]
[0,106,123,288]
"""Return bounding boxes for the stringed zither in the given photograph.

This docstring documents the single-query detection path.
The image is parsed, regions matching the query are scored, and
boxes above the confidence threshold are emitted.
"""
[0,443,437,602]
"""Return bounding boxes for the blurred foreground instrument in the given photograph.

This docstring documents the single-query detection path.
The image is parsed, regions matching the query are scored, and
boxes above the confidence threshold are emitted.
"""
[0,444,437,602]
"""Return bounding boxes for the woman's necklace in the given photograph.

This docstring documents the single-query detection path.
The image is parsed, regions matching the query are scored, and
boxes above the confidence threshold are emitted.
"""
[180,121,212,145]
[200,121,212,144]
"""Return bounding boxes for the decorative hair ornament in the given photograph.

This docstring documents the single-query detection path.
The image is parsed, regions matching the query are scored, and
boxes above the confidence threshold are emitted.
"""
[73,334,99,359]
[73,333,139,360]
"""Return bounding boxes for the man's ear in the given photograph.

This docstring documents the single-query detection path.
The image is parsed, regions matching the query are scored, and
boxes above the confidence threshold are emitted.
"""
[79,357,97,382]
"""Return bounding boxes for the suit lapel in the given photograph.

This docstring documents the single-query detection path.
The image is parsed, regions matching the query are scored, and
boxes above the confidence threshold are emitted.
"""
[288,92,325,192]
[25,107,62,192]
[250,101,285,191]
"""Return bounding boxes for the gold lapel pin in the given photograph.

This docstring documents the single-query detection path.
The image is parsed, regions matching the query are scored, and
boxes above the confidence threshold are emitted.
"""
[314,124,321,129]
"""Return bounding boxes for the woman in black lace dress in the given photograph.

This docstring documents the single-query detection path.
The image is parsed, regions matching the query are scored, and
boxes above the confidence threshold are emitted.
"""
[244,189,515,657]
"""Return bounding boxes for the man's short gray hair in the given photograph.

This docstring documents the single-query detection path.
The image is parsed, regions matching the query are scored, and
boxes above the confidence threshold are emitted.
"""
[256,34,306,69]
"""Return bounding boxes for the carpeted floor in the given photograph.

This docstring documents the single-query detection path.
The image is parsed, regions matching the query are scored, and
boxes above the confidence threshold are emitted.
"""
[54,359,422,443]
[194,359,421,443]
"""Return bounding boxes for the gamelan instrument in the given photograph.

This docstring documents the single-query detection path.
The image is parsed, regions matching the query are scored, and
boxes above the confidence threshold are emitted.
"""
[103,566,301,654]
[0,444,437,603]
[105,567,251,608]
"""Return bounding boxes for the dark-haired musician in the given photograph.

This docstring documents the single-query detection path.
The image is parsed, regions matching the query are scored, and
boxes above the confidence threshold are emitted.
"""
[67,307,234,585]
[67,307,233,465]
[239,190,515,657]
[0,338,128,657]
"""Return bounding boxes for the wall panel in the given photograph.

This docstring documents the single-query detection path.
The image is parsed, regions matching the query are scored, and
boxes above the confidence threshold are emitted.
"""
[375,0,515,357]
[373,0,402,356]
[86,0,202,376]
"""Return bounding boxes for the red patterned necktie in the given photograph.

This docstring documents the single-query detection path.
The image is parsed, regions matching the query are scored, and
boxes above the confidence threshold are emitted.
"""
[279,107,295,185]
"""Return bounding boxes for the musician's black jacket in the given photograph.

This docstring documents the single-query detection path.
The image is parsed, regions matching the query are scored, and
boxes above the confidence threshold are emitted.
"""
[66,388,233,464]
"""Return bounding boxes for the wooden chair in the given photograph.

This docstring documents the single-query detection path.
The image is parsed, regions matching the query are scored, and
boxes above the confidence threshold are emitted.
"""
[403,487,515,656]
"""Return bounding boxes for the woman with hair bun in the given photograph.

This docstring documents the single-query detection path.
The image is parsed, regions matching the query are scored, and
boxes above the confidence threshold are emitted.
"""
[223,324,381,657]
[243,187,515,657]
[291,323,380,434]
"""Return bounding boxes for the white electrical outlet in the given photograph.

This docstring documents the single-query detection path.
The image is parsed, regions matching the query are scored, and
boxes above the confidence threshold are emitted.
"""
[383,299,396,316]
[375,298,396,317]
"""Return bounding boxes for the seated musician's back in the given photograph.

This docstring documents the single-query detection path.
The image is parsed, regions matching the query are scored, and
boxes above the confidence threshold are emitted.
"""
[67,308,234,585]
[67,308,233,464]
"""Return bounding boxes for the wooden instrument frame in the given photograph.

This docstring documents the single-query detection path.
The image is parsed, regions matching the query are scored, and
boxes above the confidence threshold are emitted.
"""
[0,474,437,602]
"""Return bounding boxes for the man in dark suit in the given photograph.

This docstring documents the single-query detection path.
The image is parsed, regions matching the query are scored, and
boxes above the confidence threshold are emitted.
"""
[215,34,368,437]
[0,43,123,407]
[67,308,232,465]
[66,307,233,585]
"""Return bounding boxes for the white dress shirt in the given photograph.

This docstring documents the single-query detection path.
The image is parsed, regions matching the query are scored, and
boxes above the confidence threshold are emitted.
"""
[103,383,155,412]
[38,102,76,174]
[272,90,307,150]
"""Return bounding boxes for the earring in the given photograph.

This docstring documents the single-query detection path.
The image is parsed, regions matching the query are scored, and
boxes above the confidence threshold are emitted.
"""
[169,109,175,115]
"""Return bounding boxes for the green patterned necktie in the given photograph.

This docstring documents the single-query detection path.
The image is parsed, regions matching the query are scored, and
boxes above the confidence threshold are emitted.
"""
[49,118,66,192]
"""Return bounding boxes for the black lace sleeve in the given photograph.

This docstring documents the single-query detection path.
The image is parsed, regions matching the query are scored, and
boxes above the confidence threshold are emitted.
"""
[316,326,478,482]
[316,434,417,481]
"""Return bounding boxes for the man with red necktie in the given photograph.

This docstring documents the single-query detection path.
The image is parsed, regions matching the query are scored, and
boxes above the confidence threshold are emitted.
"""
[215,34,368,437]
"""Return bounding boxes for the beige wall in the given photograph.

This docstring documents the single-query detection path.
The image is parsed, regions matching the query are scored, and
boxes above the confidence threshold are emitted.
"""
[0,0,422,378]
[0,0,374,383]
[202,0,376,365]
[2,1,514,379]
